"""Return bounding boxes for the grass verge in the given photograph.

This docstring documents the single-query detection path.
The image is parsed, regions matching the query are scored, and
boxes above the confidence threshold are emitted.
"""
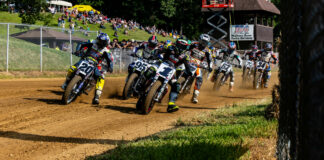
[87,102,277,160]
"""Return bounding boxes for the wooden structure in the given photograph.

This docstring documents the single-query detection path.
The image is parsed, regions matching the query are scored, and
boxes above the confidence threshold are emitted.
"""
[202,0,280,49]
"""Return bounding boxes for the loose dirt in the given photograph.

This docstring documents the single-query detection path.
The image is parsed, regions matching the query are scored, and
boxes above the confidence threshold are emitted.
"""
[0,73,278,160]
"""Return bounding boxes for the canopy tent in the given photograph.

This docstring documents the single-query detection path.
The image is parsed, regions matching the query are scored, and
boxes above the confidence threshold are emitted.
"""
[47,0,72,7]
[68,5,101,14]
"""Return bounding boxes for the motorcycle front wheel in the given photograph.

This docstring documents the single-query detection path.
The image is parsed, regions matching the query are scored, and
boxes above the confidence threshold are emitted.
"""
[213,72,225,91]
[122,73,139,100]
[142,81,162,115]
[62,75,82,104]
[254,71,262,89]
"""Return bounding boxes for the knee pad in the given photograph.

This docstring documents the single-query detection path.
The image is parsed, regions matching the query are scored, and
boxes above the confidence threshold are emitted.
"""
[96,78,105,90]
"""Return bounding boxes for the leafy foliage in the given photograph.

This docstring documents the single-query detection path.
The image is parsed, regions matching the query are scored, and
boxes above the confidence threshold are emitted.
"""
[15,0,48,24]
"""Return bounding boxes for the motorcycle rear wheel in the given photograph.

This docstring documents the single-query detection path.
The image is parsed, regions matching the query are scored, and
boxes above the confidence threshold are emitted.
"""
[62,75,82,104]
[142,81,162,115]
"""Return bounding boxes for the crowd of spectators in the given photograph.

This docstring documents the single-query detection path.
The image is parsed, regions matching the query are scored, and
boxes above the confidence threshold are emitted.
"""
[57,7,182,40]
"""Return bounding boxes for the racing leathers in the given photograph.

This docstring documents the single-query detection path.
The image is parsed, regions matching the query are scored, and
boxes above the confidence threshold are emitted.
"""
[242,50,259,78]
[188,44,213,103]
[161,46,192,112]
[63,40,114,104]
[255,49,277,88]
[213,48,243,91]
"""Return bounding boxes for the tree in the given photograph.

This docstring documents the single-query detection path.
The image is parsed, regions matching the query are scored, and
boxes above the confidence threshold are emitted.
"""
[277,0,324,159]
[15,0,48,24]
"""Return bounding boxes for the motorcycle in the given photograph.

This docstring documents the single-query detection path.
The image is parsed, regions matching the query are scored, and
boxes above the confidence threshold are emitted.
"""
[62,59,97,104]
[136,62,176,114]
[122,58,158,100]
[212,61,236,90]
[242,59,254,86]
[253,60,267,89]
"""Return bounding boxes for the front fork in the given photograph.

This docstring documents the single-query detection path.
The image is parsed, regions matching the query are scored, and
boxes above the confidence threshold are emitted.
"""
[154,82,168,102]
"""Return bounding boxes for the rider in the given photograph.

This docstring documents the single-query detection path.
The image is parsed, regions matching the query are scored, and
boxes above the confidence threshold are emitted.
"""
[161,39,192,113]
[212,42,243,92]
[242,44,259,77]
[61,33,114,104]
[132,35,161,60]
[187,34,213,103]
[255,43,278,88]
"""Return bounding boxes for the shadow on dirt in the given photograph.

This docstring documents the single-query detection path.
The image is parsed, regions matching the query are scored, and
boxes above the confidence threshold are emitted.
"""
[0,130,129,145]
[218,95,262,100]
[24,98,62,105]
[36,90,64,96]
[100,105,138,114]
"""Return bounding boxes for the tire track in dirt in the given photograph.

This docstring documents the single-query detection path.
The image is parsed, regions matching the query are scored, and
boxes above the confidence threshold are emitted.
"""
[0,73,278,160]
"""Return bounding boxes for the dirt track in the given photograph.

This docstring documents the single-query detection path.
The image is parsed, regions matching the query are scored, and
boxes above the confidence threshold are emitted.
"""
[0,73,278,160]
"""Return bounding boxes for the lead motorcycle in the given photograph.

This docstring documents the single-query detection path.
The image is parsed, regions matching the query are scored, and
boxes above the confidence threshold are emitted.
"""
[212,60,238,90]
[122,57,159,100]
[253,59,267,89]
[62,59,97,104]
[136,62,176,114]
[242,59,254,86]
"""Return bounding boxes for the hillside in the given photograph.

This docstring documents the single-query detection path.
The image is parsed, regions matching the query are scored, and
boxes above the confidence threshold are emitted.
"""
[0,11,174,42]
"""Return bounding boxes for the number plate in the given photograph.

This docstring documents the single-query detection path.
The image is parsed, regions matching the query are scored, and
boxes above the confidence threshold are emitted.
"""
[256,61,266,69]
[157,63,175,80]
[245,61,253,68]
[134,60,149,71]
[78,60,95,75]
[220,62,231,72]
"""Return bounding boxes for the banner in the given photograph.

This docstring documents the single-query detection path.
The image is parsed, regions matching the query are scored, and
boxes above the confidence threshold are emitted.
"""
[230,25,254,41]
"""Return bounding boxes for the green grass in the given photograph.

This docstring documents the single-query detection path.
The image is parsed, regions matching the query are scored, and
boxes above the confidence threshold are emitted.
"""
[0,11,174,42]
[87,102,277,160]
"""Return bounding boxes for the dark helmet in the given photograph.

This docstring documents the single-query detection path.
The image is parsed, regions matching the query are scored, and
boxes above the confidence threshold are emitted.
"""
[251,45,258,52]
[176,39,188,53]
[264,43,272,51]
[148,35,158,48]
[96,33,109,48]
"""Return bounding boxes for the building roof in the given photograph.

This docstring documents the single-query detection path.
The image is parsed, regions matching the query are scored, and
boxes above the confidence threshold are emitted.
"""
[11,28,86,42]
[202,0,280,15]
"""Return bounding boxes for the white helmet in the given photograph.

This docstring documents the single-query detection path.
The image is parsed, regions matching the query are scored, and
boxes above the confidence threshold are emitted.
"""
[199,34,210,47]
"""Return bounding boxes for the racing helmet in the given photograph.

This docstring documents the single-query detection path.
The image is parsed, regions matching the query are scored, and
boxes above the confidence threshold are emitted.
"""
[176,39,189,52]
[96,33,110,48]
[199,34,211,47]
[148,35,158,48]
[264,43,272,51]
[251,45,258,52]
[228,42,236,50]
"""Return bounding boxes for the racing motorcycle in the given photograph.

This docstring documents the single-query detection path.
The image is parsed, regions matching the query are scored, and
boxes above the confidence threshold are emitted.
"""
[62,59,97,104]
[253,59,267,89]
[136,62,176,114]
[242,59,254,86]
[212,60,237,91]
[122,58,158,100]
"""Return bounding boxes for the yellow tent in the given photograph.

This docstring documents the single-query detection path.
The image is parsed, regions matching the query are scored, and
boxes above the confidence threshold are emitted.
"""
[68,5,100,14]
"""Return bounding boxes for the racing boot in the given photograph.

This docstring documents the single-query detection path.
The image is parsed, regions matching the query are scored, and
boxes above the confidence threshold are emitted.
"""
[191,90,199,104]
[167,102,179,113]
[264,79,269,88]
[229,82,234,92]
[92,90,102,105]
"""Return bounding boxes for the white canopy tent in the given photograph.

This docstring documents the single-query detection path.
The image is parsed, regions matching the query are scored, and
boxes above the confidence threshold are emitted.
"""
[47,0,72,12]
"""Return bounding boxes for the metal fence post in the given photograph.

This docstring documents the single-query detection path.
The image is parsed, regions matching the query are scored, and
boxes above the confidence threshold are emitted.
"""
[69,30,72,66]
[119,49,122,73]
[40,27,43,72]
[6,23,9,72]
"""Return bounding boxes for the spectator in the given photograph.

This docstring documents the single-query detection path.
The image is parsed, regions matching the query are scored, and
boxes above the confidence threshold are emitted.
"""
[99,21,106,29]
[114,31,118,38]
[111,38,122,49]
[124,29,128,35]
